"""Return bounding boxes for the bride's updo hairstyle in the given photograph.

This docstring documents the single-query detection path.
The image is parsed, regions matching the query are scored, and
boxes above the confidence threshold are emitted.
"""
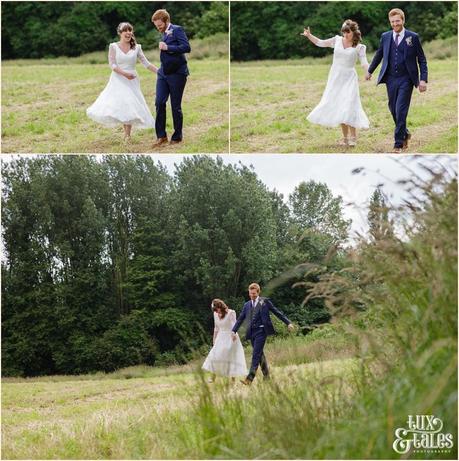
[212,298,229,318]
[117,22,137,50]
[341,19,362,47]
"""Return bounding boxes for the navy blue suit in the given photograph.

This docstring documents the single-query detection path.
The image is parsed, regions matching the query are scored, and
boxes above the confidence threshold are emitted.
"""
[368,29,428,148]
[232,297,291,381]
[156,24,191,141]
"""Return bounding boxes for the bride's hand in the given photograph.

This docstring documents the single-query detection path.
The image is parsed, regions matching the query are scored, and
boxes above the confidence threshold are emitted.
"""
[124,73,136,80]
[301,27,311,38]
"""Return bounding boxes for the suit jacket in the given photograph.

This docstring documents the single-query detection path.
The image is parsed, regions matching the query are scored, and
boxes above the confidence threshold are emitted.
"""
[368,29,428,87]
[232,297,291,339]
[160,24,191,76]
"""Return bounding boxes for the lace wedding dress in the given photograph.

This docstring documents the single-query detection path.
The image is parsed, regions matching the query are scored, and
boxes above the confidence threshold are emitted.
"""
[86,43,155,128]
[307,35,370,129]
[202,310,247,377]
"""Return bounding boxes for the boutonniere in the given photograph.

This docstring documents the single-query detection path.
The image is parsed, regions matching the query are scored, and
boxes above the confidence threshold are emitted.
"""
[165,29,173,37]
[406,36,413,47]
[260,299,265,307]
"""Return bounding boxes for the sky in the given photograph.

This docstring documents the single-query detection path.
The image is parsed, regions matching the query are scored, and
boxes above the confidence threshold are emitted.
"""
[1,154,457,239]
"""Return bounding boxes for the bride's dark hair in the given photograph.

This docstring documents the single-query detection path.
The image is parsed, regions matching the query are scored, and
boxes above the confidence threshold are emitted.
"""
[212,299,229,318]
[341,19,362,47]
[117,22,137,50]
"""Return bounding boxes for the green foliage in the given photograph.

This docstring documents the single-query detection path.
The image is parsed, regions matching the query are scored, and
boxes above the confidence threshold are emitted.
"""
[94,310,159,372]
[367,187,394,241]
[2,155,351,376]
[231,1,458,61]
[195,2,229,39]
[289,180,351,244]
[2,1,229,59]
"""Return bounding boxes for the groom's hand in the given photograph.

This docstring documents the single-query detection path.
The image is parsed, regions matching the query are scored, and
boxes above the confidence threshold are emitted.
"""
[365,72,372,81]
[419,80,427,93]
[231,332,237,342]
[159,42,168,51]
[288,323,295,332]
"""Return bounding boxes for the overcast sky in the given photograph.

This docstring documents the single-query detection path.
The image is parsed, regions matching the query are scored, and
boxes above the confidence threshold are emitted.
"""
[1,154,457,239]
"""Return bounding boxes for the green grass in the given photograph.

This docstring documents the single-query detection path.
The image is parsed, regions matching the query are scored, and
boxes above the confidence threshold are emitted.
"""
[1,335,360,459]
[230,52,457,153]
[1,35,229,153]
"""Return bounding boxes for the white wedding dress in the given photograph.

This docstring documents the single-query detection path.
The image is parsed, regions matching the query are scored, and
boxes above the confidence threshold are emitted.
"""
[307,35,370,129]
[86,43,155,128]
[202,310,247,377]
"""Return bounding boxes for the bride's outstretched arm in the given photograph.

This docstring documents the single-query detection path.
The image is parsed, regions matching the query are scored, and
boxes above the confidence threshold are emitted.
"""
[300,27,335,48]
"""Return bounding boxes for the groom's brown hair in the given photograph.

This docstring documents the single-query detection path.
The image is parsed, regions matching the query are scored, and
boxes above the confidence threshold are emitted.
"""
[388,8,405,21]
[248,283,261,293]
[152,9,170,23]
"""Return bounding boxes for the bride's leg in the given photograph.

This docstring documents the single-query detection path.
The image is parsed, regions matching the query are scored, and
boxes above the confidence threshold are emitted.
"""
[123,124,132,141]
[338,124,349,146]
[348,126,357,146]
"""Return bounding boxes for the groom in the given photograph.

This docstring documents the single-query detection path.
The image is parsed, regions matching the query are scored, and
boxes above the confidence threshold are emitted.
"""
[232,283,294,385]
[151,9,191,146]
[366,8,428,153]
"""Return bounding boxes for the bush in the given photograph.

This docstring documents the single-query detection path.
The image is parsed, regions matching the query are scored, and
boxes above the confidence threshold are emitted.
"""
[95,310,159,372]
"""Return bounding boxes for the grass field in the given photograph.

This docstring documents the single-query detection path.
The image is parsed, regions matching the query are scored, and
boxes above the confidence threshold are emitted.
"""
[1,35,229,153]
[230,39,458,153]
[1,331,360,459]
[3,320,456,459]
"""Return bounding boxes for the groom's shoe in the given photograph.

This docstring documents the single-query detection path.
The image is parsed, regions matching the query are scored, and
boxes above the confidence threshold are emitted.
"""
[153,137,168,147]
[392,147,403,154]
[170,139,182,145]
[240,378,252,386]
[402,133,412,150]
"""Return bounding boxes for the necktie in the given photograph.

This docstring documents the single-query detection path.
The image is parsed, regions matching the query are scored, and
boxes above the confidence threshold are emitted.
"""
[395,34,400,46]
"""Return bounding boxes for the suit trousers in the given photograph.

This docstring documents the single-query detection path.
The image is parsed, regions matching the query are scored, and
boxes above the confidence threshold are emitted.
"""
[247,328,269,381]
[385,75,414,148]
[155,73,187,141]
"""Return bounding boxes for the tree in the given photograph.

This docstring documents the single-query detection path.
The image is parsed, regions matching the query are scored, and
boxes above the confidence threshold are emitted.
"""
[368,187,394,241]
[289,180,351,245]
[170,156,279,313]
[1,1,229,59]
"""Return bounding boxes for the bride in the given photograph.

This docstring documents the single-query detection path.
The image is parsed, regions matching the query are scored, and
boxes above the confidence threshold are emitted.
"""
[302,20,370,147]
[202,299,247,382]
[87,22,157,143]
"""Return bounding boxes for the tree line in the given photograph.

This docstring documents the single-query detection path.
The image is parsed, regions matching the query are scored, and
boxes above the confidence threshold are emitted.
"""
[1,155,371,377]
[1,1,229,59]
[231,1,458,60]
